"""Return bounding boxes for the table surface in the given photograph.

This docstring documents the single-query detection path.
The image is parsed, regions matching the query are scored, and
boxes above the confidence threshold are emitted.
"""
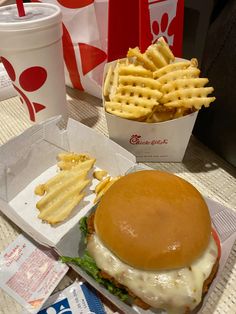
[0,88,235,314]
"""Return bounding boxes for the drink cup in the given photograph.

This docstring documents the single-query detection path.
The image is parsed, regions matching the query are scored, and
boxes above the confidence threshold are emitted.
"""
[0,3,67,123]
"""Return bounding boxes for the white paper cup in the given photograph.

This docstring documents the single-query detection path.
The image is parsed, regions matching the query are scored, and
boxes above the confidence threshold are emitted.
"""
[103,59,198,162]
[0,3,67,123]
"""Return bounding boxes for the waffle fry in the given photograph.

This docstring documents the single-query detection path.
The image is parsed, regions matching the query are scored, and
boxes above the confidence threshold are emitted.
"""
[95,176,111,195]
[104,62,163,120]
[127,47,157,71]
[119,63,153,78]
[156,68,201,85]
[118,75,162,90]
[103,62,121,100]
[145,106,176,123]
[153,60,196,79]
[112,94,158,109]
[103,64,114,97]
[94,176,121,204]
[103,37,215,122]
[93,170,108,181]
[103,40,170,120]
[105,101,151,120]
[164,97,215,109]
[145,37,174,68]
[161,87,214,105]
[34,185,45,196]
[156,61,215,110]
[161,78,209,93]
[35,157,95,224]
[115,85,162,100]
[57,152,91,170]
[127,37,174,71]
[145,105,195,123]
[173,107,195,119]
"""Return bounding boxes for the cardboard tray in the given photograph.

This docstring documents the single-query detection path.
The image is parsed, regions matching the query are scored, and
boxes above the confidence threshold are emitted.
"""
[0,116,136,247]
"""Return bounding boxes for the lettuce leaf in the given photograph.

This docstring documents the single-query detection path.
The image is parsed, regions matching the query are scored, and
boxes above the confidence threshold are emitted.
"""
[79,216,88,240]
[60,252,129,302]
[60,252,100,280]
[61,217,129,302]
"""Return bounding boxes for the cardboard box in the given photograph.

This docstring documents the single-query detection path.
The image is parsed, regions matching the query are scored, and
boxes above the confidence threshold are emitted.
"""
[103,60,198,162]
[0,116,136,247]
[0,116,235,314]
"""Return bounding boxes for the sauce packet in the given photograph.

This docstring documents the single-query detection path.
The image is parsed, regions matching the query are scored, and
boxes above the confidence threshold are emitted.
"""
[0,234,68,313]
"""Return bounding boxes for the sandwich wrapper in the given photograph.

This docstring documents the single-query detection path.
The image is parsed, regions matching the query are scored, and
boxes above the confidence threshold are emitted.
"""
[0,116,235,313]
[102,59,198,163]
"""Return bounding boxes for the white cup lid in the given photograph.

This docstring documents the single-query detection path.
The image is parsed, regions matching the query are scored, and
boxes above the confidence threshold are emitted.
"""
[0,3,61,30]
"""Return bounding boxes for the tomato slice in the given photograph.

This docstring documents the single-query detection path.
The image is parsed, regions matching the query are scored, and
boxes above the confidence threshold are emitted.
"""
[212,228,221,259]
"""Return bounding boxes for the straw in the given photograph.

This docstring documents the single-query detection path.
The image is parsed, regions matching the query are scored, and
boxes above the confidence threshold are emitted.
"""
[16,0,26,17]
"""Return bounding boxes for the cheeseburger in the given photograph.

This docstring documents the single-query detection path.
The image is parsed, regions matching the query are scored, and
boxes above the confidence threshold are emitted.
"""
[66,170,220,313]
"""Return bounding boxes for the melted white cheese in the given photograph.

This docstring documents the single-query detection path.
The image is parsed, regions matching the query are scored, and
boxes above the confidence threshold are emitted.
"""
[87,234,218,314]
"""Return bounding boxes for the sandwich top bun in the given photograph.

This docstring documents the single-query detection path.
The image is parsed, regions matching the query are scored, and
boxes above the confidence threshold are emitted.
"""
[94,170,211,271]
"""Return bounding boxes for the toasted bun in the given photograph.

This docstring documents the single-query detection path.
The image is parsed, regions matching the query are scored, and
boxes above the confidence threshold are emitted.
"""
[94,170,211,270]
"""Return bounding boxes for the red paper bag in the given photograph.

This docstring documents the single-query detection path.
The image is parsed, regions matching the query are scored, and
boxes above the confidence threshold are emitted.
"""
[108,0,184,61]
[31,0,184,98]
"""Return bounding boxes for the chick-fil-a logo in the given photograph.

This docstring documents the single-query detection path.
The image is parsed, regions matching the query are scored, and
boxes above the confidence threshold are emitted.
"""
[129,134,168,145]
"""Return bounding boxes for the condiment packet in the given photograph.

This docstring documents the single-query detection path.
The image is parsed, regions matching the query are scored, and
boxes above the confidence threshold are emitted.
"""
[0,234,69,314]
[36,281,106,314]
